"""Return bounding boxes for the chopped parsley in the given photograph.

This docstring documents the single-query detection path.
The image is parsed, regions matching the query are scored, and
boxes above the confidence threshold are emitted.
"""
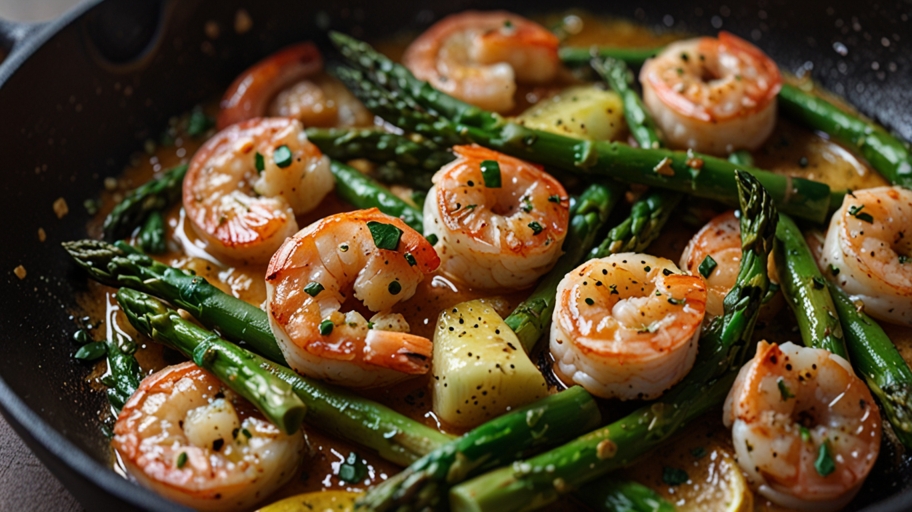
[521,197,534,213]
[319,320,334,336]
[800,426,811,443]
[528,221,544,235]
[690,447,706,459]
[176,452,188,469]
[667,297,685,306]
[812,277,826,289]
[254,152,265,173]
[187,110,213,137]
[548,195,562,203]
[74,341,106,361]
[777,377,795,401]
[304,282,324,297]
[426,233,439,246]
[367,221,403,250]
[404,253,417,266]
[698,255,718,278]
[480,160,502,188]
[815,440,836,476]
[273,145,293,168]
[662,466,689,486]
[848,204,874,223]
[388,281,402,295]
[338,452,367,483]
[900,255,910,264]
[829,264,841,276]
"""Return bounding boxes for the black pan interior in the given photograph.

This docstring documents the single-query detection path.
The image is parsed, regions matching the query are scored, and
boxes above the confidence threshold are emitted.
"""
[1,0,911,509]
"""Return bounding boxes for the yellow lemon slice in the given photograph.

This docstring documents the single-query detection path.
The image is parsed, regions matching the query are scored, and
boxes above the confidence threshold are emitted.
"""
[257,490,359,512]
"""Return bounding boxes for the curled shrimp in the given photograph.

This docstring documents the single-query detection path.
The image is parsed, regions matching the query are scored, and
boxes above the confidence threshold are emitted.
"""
[819,186,912,326]
[217,43,371,130]
[113,362,305,511]
[266,209,440,388]
[680,210,780,318]
[640,32,782,155]
[423,144,570,290]
[550,253,707,400]
[724,341,881,511]
[183,117,334,264]
[403,11,560,113]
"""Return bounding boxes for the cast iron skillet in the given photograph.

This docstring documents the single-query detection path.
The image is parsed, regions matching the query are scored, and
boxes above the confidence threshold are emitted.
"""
[1,0,911,510]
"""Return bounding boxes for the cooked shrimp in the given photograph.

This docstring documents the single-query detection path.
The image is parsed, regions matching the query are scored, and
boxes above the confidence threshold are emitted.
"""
[640,32,782,155]
[680,210,780,317]
[183,117,334,264]
[724,341,881,511]
[423,144,570,290]
[550,253,707,400]
[819,186,912,326]
[403,11,560,113]
[217,42,371,130]
[266,209,440,388]
[113,362,305,512]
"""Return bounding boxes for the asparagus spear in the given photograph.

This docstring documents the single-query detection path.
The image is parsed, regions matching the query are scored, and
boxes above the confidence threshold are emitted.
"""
[558,46,663,69]
[773,214,849,358]
[504,182,624,352]
[356,386,601,512]
[117,288,453,464]
[330,160,424,233]
[591,189,682,260]
[449,170,777,512]
[827,280,912,448]
[727,150,755,168]
[574,479,674,512]
[102,163,187,242]
[778,84,912,188]
[306,127,453,176]
[589,57,661,150]
[330,33,832,223]
[118,288,307,435]
[63,239,286,364]
[137,210,166,254]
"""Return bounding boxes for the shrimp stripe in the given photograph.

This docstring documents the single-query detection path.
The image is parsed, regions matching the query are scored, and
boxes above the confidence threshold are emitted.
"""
[828,279,912,449]
[357,386,602,511]
[449,171,776,512]
[505,182,624,352]
[558,45,663,69]
[773,213,849,358]
[117,289,307,435]
[329,160,424,233]
[331,33,833,223]
[779,84,912,189]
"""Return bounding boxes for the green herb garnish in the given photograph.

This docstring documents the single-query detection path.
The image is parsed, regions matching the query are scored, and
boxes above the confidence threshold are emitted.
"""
[176,452,188,469]
[404,253,417,266]
[480,160,502,188]
[304,282,324,297]
[528,221,544,235]
[319,320,334,336]
[389,281,402,295]
[74,341,107,361]
[848,204,874,223]
[273,145,293,168]
[254,152,265,173]
[698,255,717,278]
[777,377,795,401]
[367,221,403,250]
[662,467,689,486]
[815,440,836,476]
[339,452,367,483]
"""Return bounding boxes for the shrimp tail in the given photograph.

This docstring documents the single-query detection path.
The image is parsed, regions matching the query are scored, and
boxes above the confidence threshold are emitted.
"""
[363,330,433,375]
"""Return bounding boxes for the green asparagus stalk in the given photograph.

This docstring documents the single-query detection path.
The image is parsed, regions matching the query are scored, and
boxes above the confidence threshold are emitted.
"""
[100,337,142,412]
[306,127,453,175]
[504,182,624,352]
[590,189,682,259]
[778,83,912,188]
[118,288,307,435]
[559,46,662,69]
[727,150,755,168]
[449,170,777,512]
[330,160,424,233]
[330,33,832,223]
[137,210,166,254]
[356,386,601,512]
[102,164,187,242]
[574,479,675,512]
[589,57,661,150]
[62,239,286,364]
[827,280,912,448]
[117,288,453,463]
[773,214,848,358]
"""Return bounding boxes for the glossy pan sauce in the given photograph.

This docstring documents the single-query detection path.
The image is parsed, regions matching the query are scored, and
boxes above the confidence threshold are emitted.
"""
[73,12,908,511]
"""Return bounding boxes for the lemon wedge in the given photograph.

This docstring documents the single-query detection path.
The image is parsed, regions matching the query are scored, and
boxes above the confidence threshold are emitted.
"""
[257,490,359,512]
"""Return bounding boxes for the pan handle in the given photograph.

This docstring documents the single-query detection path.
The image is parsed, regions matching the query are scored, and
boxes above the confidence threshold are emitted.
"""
[0,18,47,66]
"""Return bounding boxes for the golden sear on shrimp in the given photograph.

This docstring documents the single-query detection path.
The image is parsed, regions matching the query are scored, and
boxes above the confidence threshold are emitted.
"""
[182,117,334,264]
[820,186,912,326]
[266,209,440,388]
[640,32,782,155]
[403,11,560,113]
[113,362,305,512]
[424,145,570,290]
[550,253,707,400]
[724,341,881,511]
